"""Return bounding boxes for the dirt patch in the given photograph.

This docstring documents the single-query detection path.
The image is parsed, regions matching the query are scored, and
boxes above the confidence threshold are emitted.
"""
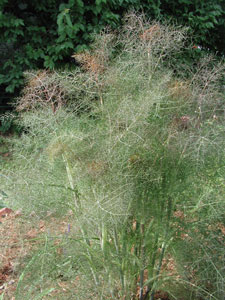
[0,209,75,299]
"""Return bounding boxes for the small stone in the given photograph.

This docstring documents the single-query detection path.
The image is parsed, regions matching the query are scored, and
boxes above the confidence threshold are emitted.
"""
[8,279,15,285]
[15,210,22,217]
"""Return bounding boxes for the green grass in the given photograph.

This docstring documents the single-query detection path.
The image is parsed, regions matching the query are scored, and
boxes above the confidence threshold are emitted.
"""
[0,13,224,300]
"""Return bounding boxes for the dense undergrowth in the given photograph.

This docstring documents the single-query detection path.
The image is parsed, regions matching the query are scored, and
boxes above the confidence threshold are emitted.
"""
[1,14,225,300]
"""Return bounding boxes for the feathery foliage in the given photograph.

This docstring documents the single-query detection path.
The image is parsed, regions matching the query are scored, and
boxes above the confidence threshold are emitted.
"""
[1,13,224,300]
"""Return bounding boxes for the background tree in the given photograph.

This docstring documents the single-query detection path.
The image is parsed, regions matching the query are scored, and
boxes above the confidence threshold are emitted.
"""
[0,0,224,111]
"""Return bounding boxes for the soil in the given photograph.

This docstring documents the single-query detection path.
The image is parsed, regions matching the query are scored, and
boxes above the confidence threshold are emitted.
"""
[0,208,75,299]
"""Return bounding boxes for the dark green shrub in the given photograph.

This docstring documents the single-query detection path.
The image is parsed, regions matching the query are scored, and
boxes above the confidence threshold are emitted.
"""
[0,0,224,101]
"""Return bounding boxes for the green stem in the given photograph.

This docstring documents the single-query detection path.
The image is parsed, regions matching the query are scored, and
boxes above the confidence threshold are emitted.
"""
[114,228,125,292]
[62,153,80,209]
[139,223,145,300]
[149,197,173,300]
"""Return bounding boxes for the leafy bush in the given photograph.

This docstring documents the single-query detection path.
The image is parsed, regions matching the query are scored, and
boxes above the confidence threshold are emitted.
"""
[0,0,137,96]
[1,14,225,300]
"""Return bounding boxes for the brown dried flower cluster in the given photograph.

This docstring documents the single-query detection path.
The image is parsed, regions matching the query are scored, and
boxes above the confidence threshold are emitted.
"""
[72,52,105,75]
[16,70,66,113]
[139,24,161,42]
[168,79,191,100]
